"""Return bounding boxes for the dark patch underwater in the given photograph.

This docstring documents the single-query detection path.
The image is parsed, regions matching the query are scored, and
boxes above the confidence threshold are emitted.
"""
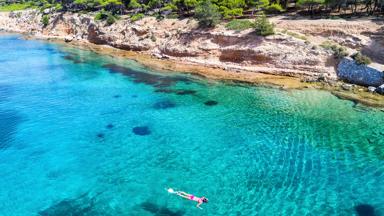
[102,64,192,91]
[38,193,102,216]
[132,126,151,136]
[355,204,377,216]
[140,202,185,216]
[153,100,176,109]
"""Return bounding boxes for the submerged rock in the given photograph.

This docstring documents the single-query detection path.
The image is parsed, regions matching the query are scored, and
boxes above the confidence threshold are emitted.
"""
[132,126,151,136]
[97,133,105,138]
[141,202,184,216]
[354,204,376,216]
[204,100,218,106]
[153,100,176,109]
[38,193,102,216]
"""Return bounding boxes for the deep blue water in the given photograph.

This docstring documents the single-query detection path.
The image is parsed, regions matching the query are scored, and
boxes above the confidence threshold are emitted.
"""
[0,34,383,216]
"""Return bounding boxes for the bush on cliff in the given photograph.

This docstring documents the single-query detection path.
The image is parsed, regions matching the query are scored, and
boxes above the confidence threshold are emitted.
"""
[41,15,49,27]
[130,13,144,22]
[106,13,116,25]
[225,19,254,31]
[352,52,372,65]
[194,0,221,27]
[0,3,35,11]
[320,41,348,59]
[95,10,108,20]
[254,14,274,36]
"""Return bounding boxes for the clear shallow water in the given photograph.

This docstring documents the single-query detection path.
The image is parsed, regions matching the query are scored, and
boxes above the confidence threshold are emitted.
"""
[0,34,383,216]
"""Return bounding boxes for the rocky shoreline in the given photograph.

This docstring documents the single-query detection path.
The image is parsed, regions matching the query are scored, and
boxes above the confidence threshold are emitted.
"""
[0,10,383,107]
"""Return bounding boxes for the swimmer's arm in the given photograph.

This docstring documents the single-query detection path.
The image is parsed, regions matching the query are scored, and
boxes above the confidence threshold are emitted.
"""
[196,203,203,209]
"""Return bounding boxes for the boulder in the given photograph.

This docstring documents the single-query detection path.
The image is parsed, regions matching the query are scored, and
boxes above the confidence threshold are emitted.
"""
[341,83,353,91]
[367,86,376,93]
[64,36,73,42]
[377,84,384,95]
[43,8,53,15]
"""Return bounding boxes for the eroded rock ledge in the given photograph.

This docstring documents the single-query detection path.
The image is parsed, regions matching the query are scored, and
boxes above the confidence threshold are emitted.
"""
[0,10,338,81]
[1,10,384,105]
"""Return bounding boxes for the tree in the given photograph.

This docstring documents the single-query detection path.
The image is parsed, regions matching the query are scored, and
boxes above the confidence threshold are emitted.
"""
[254,13,274,36]
[248,0,269,16]
[218,0,246,18]
[297,0,325,16]
[174,0,197,15]
[194,0,221,27]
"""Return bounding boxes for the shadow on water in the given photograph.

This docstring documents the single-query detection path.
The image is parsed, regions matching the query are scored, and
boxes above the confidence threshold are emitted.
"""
[102,64,195,94]
[0,110,22,149]
[141,202,185,216]
[38,193,105,216]
[355,204,377,216]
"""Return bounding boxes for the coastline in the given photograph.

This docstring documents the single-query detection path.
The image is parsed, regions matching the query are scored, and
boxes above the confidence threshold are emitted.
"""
[0,9,383,107]
[42,35,384,108]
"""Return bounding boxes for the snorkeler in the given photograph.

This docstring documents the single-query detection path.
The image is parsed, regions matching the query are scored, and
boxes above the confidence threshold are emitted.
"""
[167,188,208,209]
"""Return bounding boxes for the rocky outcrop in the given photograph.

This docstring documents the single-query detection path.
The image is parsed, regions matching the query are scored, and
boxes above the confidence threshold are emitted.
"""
[337,57,384,87]
[2,10,379,83]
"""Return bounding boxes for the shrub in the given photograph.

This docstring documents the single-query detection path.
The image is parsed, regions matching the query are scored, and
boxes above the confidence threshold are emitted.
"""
[225,19,254,31]
[54,3,63,11]
[194,0,221,27]
[320,41,348,58]
[0,3,34,11]
[94,10,108,20]
[254,14,274,36]
[128,0,141,9]
[106,14,116,25]
[265,3,284,13]
[42,15,49,27]
[220,6,243,18]
[286,31,307,40]
[131,13,144,22]
[332,45,348,58]
[352,52,372,65]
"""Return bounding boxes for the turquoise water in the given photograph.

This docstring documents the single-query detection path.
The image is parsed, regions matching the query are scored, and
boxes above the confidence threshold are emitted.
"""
[0,34,384,216]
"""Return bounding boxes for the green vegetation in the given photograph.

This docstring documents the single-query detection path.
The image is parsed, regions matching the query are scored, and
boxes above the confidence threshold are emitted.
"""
[225,19,254,31]
[351,52,372,65]
[194,0,221,27]
[285,30,307,40]
[1,0,383,22]
[106,13,116,25]
[130,13,144,22]
[94,10,108,20]
[265,3,284,13]
[254,13,274,36]
[0,2,35,11]
[41,14,49,27]
[320,41,349,58]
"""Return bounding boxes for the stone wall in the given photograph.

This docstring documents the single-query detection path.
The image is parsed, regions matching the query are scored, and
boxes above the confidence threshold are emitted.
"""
[337,57,384,87]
